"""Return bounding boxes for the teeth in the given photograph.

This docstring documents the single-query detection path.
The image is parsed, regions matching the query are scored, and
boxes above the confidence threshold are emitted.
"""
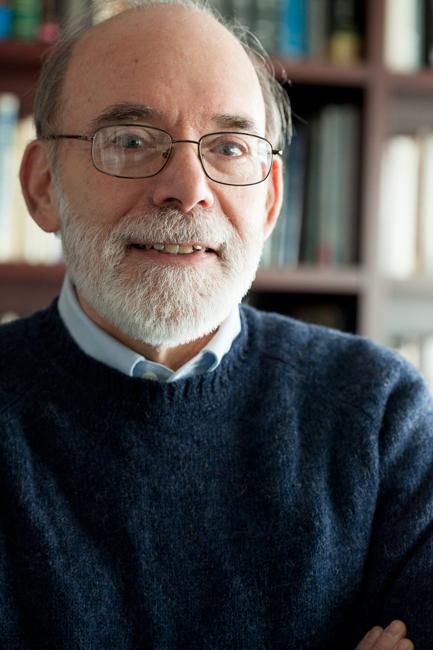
[134,242,210,255]
[164,244,180,254]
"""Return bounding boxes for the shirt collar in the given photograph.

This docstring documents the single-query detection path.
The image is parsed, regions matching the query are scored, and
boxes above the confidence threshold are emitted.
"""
[57,275,241,381]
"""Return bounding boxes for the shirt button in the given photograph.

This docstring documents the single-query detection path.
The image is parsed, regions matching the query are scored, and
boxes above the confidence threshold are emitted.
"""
[142,371,159,381]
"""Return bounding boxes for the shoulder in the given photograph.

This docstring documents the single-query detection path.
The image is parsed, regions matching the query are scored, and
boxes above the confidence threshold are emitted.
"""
[239,303,427,412]
[0,303,59,415]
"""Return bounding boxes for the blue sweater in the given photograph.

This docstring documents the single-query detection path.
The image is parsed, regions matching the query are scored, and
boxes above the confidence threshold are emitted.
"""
[1,301,433,649]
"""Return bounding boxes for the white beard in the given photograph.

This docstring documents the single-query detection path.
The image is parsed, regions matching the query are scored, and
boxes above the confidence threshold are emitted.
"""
[55,192,265,348]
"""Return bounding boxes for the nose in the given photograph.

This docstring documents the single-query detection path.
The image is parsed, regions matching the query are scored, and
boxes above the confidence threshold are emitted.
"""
[151,141,214,212]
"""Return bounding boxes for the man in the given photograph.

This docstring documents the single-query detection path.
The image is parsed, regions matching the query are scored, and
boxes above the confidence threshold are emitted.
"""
[0,0,429,647]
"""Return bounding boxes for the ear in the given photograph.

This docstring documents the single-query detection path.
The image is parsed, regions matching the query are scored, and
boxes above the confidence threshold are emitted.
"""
[19,139,61,233]
[263,156,283,240]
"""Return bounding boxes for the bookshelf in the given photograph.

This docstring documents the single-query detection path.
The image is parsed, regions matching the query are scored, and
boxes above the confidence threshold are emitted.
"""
[1,0,433,347]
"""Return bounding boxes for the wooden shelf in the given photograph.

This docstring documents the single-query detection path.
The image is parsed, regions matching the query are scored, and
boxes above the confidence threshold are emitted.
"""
[386,68,433,93]
[272,57,371,87]
[384,276,433,297]
[254,266,364,294]
[0,262,64,282]
[0,39,50,67]
[0,263,64,315]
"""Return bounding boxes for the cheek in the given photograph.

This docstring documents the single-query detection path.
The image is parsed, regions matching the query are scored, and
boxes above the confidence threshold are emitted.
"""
[217,187,268,239]
[62,161,146,227]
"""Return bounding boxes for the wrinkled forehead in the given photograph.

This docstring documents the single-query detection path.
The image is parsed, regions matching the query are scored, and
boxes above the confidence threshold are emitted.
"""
[61,6,266,134]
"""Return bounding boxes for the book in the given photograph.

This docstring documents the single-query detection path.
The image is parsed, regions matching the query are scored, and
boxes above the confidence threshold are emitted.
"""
[384,0,423,72]
[316,104,340,265]
[300,114,320,264]
[207,0,232,22]
[301,104,359,266]
[335,104,359,264]
[56,0,91,28]
[38,0,60,43]
[379,134,419,278]
[252,0,280,54]
[0,3,13,38]
[307,0,327,60]
[424,0,433,66]
[327,0,361,65]
[0,112,62,264]
[0,93,20,263]
[11,0,42,40]
[281,125,307,265]
[230,0,254,30]
[392,333,433,392]
[279,0,307,58]
[417,131,433,275]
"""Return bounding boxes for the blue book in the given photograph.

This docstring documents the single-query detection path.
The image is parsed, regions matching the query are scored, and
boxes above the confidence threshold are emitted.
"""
[279,0,307,57]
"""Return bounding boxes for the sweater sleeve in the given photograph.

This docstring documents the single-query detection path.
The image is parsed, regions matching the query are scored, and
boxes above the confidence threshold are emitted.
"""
[354,360,433,649]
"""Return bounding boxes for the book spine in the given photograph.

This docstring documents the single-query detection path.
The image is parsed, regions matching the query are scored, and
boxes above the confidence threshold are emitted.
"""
[316,104,340,265]
[327,0,361,65]
[230,0,255,29]
[336,105,360,264]
[11,0,42,40]
[418,131,433,275]
[283,126,307,266]
[384,0,422,71]
[379,134,419,278]
[0,93,20,262]
[424,0,433,67]
[278,0,307,58]
[300,115,320,264]
[252,0,280,54]
[0,3,12,39]
[308,0,327,59]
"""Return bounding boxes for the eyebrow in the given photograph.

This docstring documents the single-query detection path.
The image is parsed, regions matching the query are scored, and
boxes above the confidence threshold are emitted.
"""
[88,103,162,131]
[88,103,260,135]
[210,113,260,134]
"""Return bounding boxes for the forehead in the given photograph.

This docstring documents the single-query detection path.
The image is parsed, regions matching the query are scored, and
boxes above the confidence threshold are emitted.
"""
[61,6,266,133]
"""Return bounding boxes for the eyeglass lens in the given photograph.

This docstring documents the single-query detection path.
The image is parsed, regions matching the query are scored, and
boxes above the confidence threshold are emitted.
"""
[92,125,272,185]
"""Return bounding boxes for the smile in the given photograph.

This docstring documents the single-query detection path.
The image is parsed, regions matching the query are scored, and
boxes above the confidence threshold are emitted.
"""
[130,242,217,255]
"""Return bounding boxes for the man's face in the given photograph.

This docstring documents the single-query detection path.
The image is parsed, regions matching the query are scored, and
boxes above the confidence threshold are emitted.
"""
[51,6,281,347]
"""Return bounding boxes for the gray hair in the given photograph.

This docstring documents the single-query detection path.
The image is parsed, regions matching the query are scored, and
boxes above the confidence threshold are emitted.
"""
[35,0,292,165]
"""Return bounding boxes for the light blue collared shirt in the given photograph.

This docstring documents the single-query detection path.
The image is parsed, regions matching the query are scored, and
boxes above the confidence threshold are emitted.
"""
[57,275,241,382]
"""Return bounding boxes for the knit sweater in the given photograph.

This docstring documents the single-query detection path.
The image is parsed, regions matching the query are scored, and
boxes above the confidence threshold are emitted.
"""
[1,301,433,650]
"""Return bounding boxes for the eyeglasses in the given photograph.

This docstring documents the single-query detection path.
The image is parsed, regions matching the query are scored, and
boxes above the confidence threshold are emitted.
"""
[43,124,282,187]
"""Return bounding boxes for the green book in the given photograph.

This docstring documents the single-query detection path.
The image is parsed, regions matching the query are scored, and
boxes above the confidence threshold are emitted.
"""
[11,0,41,40]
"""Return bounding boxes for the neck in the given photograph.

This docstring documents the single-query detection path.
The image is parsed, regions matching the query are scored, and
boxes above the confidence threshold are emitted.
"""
[75,290,217,371]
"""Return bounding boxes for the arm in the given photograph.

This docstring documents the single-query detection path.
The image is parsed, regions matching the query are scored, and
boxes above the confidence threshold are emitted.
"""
[354,360,433,648]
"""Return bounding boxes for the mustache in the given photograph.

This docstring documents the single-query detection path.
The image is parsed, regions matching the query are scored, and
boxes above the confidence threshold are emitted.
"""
[104,206,236,250]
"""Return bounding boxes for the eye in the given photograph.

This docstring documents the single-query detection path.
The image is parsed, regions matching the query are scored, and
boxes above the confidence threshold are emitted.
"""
[111,133,146,149]
[217,141,245,156]
[205,135,250,158]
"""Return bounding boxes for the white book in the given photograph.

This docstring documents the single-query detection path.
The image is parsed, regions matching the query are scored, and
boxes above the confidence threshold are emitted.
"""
[379,134,419,278]
[10,115,63,265]
[384,0,422,71]
[418,131,433,275]
[392,335,422,370]
[8,116,33,261]
[421,335,433,391]
[0,93,20,262]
